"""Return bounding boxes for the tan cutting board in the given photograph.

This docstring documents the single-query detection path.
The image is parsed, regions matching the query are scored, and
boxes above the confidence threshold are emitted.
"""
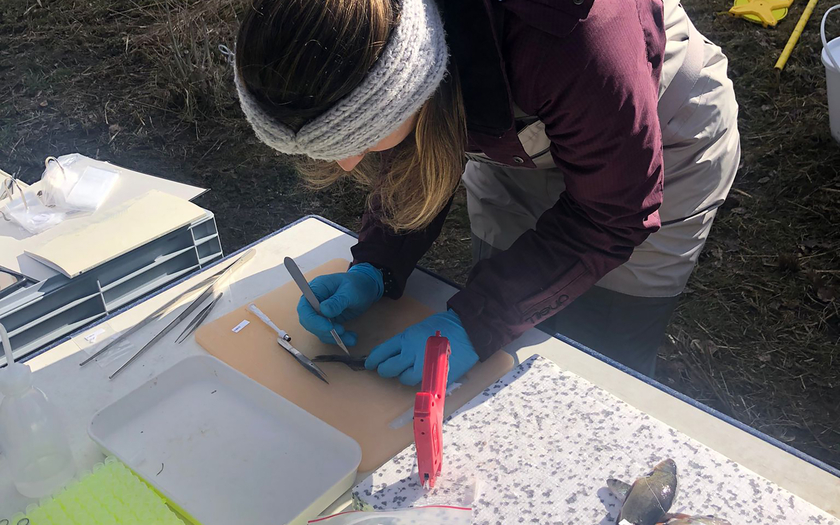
[195,258,513,472]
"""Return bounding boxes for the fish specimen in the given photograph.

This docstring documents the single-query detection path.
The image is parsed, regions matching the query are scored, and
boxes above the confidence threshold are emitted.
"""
[607,459,679,525]
[312,354,368,371]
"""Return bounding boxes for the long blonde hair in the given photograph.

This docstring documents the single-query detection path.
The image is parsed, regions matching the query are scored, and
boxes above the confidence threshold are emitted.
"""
[235,0,467,232]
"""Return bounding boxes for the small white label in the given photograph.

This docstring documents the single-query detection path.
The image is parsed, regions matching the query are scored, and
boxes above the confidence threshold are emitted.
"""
[231,320,250,333]
[84,328,106,343]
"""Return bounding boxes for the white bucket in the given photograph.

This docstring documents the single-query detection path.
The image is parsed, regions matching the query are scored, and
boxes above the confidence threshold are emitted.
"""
[823,5,840,143]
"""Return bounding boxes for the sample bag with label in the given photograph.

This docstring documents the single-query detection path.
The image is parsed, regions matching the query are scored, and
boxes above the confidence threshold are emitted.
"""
[40,154,119,213]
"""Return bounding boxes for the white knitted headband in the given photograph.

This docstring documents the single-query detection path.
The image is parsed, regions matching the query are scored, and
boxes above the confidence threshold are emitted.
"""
[235,0,448,161]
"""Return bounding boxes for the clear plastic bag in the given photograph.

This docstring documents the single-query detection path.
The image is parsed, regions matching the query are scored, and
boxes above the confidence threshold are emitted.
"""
[3,191,65,235]
[308,506,472,525]
[1,154,119,235]
[40,154,118,213]
[2,170,62,234]
[81,333,135,371]
[319,476,480,525]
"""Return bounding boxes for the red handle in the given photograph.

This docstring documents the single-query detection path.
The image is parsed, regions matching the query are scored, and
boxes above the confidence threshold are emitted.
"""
[414,331,450,488]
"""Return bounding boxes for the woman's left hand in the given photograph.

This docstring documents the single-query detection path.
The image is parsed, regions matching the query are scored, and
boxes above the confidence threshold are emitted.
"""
[365,309,479,386]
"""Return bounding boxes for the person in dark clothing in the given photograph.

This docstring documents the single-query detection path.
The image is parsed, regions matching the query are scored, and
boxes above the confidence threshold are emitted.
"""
[234,0,740,383]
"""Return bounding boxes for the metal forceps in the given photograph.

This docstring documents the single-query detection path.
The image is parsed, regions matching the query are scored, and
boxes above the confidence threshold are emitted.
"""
[79,261,237,367]
[106,249,255,379]
[0,167,29,222]
[247,304,329,384]
[175,292,223,344]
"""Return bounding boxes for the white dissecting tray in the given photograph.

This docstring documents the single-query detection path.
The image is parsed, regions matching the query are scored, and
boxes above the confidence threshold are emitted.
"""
[89,355,361,525]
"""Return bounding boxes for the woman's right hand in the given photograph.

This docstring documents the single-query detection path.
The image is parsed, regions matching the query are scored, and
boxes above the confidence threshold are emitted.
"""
[296,263,384,347]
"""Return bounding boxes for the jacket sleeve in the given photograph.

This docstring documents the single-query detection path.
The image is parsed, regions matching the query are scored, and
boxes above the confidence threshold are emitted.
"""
[351,196,453,299]
[448,16,665,360]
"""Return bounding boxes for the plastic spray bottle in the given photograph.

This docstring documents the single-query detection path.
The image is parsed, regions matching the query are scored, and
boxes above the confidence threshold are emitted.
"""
[0,323,75,498]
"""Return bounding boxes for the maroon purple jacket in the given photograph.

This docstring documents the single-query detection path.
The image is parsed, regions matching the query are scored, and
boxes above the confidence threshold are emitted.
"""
[351,0,666,359]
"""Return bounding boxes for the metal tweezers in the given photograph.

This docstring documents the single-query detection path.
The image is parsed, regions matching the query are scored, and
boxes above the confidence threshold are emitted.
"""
[175,293,223,344]
[78,269,225,367]
[106,251,254,379]
[80,250,254,377]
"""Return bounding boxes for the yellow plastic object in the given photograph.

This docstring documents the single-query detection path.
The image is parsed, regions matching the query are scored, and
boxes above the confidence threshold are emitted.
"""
[730,0,793,27]
[775,0,820,70]
[20,457,183,525]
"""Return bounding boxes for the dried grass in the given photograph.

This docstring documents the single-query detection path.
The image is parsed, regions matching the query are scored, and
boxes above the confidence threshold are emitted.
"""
[132,0,245,123]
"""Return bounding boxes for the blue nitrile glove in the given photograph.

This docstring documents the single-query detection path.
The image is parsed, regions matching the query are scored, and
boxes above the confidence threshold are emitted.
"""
[297,263,384,347]
[365,309,479,386]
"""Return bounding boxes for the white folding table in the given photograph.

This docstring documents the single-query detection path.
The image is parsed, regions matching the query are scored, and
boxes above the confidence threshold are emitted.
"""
[1,216,837,520]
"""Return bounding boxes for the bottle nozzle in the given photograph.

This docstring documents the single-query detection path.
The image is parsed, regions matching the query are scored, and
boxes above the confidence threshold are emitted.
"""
[1,322,14,366]
[0,322,32,395]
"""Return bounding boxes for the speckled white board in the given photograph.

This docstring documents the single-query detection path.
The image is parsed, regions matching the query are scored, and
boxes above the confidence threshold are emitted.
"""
[352,356,838,524]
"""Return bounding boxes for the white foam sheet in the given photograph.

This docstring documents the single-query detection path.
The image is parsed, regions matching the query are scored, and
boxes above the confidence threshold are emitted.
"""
[353,356,838,524]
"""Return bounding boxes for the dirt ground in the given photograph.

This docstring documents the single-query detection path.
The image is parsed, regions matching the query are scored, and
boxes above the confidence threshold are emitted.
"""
[1,0,838,470]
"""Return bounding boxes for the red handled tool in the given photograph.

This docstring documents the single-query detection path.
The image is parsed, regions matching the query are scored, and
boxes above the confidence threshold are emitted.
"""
[413,330,450,489]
